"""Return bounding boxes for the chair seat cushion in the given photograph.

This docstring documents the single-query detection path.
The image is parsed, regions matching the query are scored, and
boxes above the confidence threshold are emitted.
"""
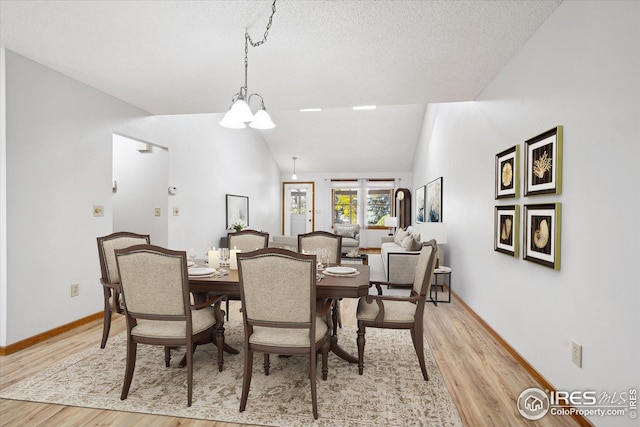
[356,298,417,323]
[131,306,217,339]
[249,317,328,348]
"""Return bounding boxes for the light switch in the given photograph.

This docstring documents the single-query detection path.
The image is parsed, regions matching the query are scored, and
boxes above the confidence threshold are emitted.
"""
[173,207,180,216]
[154,207,161,217]
[93,205,104,217]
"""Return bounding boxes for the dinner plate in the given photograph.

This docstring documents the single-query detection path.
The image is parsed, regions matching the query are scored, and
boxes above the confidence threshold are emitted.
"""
[325,266,357,275]
[188,267,216,276]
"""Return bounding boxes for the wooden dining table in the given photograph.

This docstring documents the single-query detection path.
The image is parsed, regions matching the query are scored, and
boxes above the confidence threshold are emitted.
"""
[189,263,371,363]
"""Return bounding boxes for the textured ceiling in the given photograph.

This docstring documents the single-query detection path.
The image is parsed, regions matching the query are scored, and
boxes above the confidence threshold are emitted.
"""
[0,0,562,173]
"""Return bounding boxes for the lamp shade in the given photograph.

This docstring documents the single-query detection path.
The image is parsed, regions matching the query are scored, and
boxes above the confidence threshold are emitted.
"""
[228,98,254,123]
[249,108,276,129]
[384,217,398,227]
[420,222,447,244]
[219,110,247,129]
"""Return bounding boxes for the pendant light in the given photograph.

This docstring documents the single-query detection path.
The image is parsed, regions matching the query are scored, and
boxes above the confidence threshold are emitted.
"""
[219,1,277,130]
[291,157,298,180]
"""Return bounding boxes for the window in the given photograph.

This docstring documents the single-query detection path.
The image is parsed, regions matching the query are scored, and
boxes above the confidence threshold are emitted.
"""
[290,189,307,215]
[366,180,394,227]
[332,180,358,224]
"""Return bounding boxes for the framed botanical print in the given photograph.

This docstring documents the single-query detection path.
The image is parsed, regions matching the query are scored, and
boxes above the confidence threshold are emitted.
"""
[524,126,563,196]
[415,185,426,223]
[523,203,561,270]
[495,145,520,199]
[494,205,519,257]
[426,177,443,222]
[226,194,249,229]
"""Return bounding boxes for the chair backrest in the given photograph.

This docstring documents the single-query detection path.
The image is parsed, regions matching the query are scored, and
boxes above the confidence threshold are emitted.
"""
[412,239,439,296]
[227,230,269,253]
[237,248,316,325]
[97,232,150,284]
[298,231,342,264]
[115,245,188,319]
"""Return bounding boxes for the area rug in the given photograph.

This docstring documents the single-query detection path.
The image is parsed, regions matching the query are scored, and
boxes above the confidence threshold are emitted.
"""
[0,321,462,426]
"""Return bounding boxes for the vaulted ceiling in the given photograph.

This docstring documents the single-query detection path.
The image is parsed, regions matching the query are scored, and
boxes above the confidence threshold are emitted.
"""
[0,0,562,174]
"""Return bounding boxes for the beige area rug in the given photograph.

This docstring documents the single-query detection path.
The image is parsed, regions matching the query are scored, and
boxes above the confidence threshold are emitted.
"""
[1,321,462,426]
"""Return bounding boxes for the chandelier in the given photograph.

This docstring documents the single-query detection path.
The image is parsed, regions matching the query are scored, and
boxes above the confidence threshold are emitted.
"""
[219,0,277,130]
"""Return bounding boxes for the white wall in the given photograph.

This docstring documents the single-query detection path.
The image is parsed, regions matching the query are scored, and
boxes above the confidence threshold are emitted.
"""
[412,2,639,426]
[0,51,282,346]
[281,171,412,248]
[112,134,168,246]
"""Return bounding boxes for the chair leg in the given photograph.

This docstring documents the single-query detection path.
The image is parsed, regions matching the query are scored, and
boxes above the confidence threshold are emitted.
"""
[410,326,429,381]
[263,353,270,376]
[120,340,137,400]
[100,288,113,349]
[187,339,194,407]
[356,322,366,375]
[310,344,318,419]
[240,349,254,412]
[225,299,230,321]
[164,346,171,367]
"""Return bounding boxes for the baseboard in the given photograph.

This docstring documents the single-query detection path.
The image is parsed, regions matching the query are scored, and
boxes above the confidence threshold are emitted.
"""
[451,290,593,427]
[0,312,103,356]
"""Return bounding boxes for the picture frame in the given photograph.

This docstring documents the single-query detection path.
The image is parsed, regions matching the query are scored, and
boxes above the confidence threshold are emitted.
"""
[523,203,561,270]
[225,194,249,229]
[494,205,519,257]
[495,145,520,199]
[426,177,443,222]
[415,186,426,223]
[524,126,563,196]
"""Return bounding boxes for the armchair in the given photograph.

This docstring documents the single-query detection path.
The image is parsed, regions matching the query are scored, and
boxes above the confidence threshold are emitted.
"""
[96,231,150,348]
[356,239,438,380]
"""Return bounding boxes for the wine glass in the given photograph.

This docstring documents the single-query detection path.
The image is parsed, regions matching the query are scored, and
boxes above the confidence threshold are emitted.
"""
[187,248,197,264]
[219,248,229,268]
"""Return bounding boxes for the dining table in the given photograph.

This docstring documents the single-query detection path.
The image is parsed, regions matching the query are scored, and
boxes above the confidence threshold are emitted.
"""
[189,263,371,364]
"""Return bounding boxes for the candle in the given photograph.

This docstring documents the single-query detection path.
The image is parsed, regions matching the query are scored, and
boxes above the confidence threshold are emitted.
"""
[208,249,220,268]
[229,248,241,270]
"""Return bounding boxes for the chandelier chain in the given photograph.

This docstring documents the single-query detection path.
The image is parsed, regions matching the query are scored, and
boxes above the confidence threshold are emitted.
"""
[243,0,276,91]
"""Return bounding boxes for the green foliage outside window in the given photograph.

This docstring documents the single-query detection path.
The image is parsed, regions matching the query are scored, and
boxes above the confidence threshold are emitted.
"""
[333,189,357,224]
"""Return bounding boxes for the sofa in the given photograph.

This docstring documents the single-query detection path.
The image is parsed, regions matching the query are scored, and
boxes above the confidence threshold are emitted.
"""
[379,225,425,285]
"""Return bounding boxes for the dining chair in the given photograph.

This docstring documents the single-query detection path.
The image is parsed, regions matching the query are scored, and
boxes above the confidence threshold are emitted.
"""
[298,231,344,327]
[96,231,150,348]
[356,239,438,380]
[115,244,225,407]
[225,230,269,320]
[237,248,331,419]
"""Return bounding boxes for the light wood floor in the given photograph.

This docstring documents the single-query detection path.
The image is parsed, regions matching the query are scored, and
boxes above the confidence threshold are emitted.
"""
[0,296,579,427]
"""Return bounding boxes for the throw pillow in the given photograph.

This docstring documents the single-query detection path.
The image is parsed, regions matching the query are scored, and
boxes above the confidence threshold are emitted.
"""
[335,226,356,238]
[395,229,409,245]
[401,236,415,250]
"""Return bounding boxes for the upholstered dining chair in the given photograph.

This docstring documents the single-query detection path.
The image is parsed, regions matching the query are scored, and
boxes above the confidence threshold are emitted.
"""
[298,231,344,327]
[225,230,269,320]
[237,248,331,419]
[115,244,225,407]
[356,239,438,381]
[297,230,342,263]
[96,231,150,348]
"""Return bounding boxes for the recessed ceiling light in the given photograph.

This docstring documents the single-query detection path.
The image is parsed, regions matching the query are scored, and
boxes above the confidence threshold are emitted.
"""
[300,108,322,112]
[353,105,376,110]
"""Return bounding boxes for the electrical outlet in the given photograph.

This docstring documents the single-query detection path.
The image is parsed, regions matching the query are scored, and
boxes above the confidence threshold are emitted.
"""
[572,340,582,367]
[70,283,80,297]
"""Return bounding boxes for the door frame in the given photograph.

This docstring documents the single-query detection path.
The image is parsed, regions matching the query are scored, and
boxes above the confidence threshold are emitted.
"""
[281,181,315,235]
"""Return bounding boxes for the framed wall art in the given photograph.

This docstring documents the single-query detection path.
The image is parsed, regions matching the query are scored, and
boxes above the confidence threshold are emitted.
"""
[524,126,563,196]
[415,185,426,223]
[495,145,520,199]
[523,203,561,270]
[426,177,443,222]
[226,194,249,229]
[494,205,519,257]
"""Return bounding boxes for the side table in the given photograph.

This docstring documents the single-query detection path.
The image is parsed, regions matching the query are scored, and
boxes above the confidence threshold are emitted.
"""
[430,266,452,306]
